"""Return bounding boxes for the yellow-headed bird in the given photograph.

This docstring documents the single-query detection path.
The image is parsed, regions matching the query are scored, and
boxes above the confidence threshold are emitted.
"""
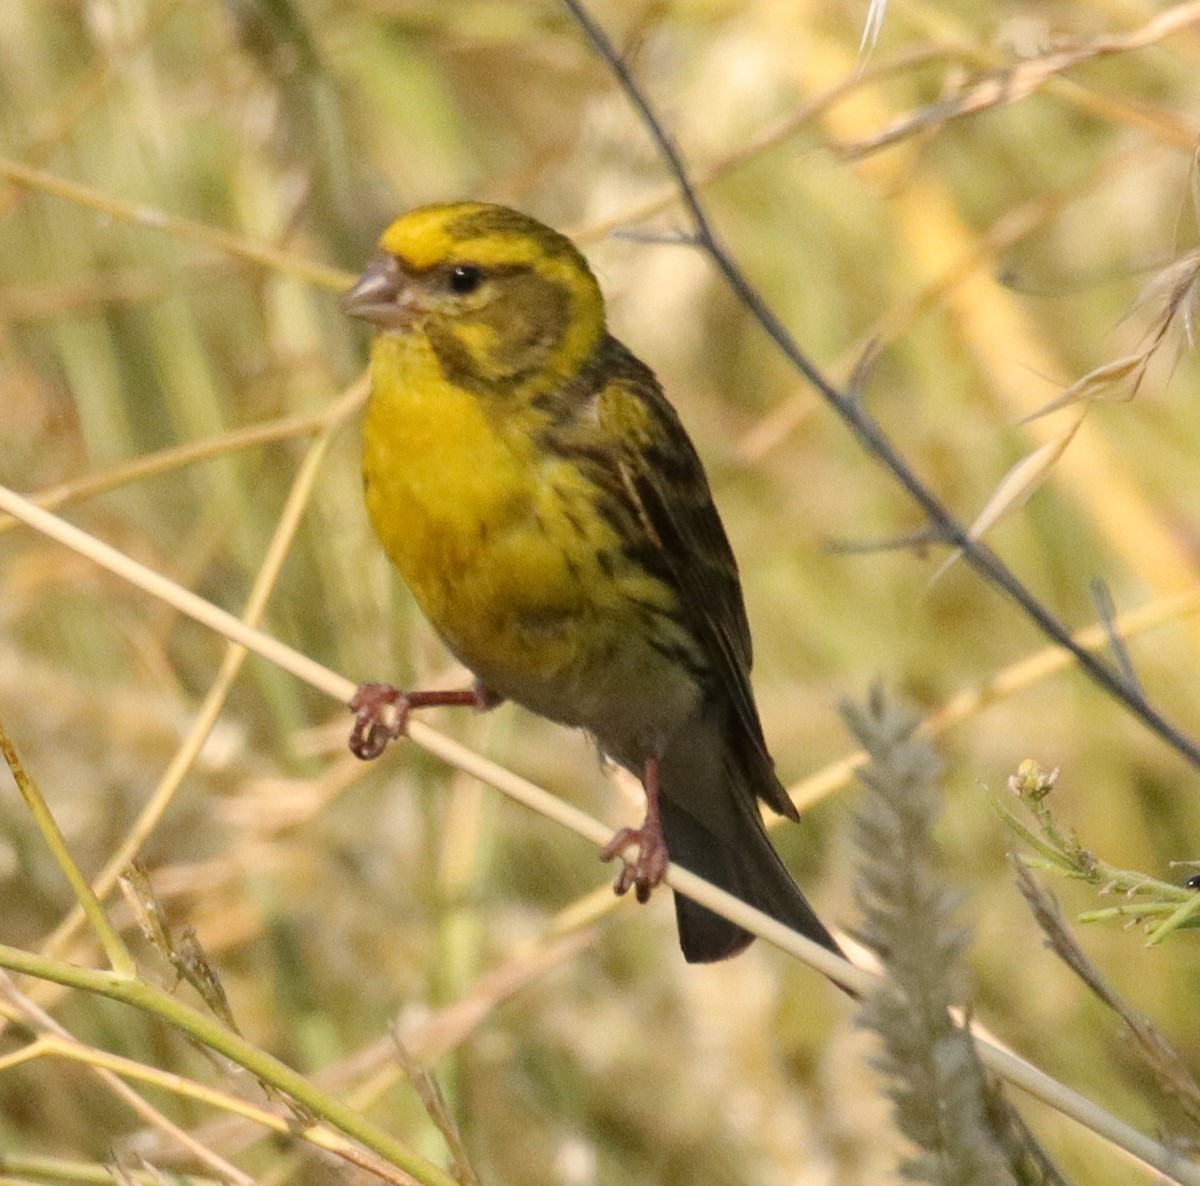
[342,201,839,964]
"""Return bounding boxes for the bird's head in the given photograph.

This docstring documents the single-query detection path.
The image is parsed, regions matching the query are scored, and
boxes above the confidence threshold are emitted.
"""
[342,202,607,393]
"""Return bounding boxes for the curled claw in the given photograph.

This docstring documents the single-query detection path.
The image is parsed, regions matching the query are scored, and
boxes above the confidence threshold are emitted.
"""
[349,683,412,760]
[601,823,670,903]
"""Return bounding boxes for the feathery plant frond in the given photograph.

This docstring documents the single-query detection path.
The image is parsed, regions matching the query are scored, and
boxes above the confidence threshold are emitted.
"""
[999,762,1200,942]
[1012,860,1200,1134]
[846,688,1065,1186]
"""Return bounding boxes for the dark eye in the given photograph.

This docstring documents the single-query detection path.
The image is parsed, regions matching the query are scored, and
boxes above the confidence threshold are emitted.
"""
[449,264,483,295]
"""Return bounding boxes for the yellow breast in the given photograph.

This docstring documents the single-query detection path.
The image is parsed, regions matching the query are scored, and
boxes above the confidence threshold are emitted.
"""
[362,333,604,689]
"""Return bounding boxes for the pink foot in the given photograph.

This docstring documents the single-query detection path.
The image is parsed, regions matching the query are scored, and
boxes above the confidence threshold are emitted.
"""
[601,823,669,903]
[599,756,668,903]
[348,681,499,761]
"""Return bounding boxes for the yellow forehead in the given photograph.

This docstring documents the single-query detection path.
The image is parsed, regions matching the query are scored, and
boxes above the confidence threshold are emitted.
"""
[378,203,474,268]
[377,202,575,272]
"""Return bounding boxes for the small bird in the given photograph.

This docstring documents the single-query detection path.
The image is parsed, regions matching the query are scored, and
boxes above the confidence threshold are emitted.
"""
[342,201,840,963]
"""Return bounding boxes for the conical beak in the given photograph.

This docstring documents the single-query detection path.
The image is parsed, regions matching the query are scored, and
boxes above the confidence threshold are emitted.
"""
[341,253,407,327]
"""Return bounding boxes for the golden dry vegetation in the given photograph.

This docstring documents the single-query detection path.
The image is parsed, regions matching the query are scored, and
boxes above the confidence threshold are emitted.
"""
[2,2,1200,1184]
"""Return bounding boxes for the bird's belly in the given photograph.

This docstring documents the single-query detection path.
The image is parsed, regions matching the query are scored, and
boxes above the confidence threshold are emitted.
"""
[375,488,702,754]
[547,625,705,770]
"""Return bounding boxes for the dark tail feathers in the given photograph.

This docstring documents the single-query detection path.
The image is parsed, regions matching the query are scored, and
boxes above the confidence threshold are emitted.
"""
[660,796,841,964]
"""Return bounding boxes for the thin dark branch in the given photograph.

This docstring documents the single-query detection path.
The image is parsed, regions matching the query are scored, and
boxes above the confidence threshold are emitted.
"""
[560,0,1200,772]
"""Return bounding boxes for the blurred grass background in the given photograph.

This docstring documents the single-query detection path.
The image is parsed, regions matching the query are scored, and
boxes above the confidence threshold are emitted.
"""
[1,0,1200,1182]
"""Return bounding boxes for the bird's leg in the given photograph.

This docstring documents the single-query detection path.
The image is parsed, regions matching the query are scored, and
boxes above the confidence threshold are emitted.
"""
[600,755,670,904]
[349,679,502,761]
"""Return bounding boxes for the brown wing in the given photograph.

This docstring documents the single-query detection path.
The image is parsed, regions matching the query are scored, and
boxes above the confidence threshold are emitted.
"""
[584,337,796,819]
